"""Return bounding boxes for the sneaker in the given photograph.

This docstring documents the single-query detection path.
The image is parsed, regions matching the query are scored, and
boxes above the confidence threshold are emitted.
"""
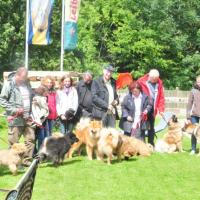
[190,150,195,155]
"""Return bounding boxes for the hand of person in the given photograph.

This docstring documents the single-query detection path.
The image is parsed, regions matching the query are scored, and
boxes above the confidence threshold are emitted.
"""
[159,111,164,117]
[111,100,118,107]
[16,108,24,116]
[186,119,192,125]
[108,104,113,111]
[127,116,133,122]
[60,114,66,120]
[141,111,148,121]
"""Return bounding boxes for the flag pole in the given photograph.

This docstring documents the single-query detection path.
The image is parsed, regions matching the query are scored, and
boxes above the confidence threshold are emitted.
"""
[60,0,65,71]
[25,0,30,70]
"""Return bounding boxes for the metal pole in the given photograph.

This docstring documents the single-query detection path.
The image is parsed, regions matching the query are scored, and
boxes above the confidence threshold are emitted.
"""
[60,0,65,71]
[25,0,30,69]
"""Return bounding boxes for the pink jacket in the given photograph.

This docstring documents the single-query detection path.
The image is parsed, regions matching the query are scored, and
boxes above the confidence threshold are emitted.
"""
[138,74,165,116]
[47,91,57,120]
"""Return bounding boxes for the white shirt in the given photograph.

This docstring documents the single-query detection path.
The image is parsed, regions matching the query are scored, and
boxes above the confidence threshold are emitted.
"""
[132,93,142,129]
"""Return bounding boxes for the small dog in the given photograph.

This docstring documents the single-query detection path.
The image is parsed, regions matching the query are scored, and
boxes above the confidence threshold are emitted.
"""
[182,123,200,155]
[68,118,102,160]
[155,115,183,153]
[97,128,123,165]
[0,143,27,175]
[38,132,79,165]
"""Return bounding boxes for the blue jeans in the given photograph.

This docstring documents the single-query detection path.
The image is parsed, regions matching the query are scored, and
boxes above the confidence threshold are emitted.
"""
[59,119,74,134]
[36,121,48,152]
[191,116,200,151]
[45,119,55,137]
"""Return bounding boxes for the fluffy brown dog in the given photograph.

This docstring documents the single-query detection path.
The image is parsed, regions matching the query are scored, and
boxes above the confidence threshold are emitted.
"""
[0,143,27,175]
[155,115,183,153]
[97,128,123,164]
[119,135,152,158]
[164,115,183,152]
[68,118,102,160]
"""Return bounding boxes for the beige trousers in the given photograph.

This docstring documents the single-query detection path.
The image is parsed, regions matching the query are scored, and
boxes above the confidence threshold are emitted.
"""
[8,120,35,158]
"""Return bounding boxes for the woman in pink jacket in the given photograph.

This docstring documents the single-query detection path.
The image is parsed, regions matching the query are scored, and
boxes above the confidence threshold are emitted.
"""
[42,76,57,136]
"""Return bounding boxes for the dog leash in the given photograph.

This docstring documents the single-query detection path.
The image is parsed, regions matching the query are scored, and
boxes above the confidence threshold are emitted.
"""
[0,136,9,145]
[0,188,11,193]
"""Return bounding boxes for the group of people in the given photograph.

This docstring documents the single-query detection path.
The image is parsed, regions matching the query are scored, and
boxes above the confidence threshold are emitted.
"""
[0,65,199,166]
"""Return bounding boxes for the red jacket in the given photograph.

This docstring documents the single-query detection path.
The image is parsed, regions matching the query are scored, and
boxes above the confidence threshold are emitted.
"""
[47,91,57,120]
[137,74,165,116]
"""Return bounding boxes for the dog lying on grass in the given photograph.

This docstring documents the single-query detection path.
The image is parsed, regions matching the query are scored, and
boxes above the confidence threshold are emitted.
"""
[0,143,27,175]
[97,128,152,164]
[68,118,102,160]
[155,115,183,153]
[38,132,78,166]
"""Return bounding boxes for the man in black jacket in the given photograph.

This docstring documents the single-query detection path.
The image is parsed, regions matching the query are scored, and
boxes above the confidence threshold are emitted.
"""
[91,64,119,127]
[76,71,93,119]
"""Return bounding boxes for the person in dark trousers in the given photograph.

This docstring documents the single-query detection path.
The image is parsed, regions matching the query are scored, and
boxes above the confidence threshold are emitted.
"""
[138,69,165,146]
[76,71,93,119]
[186,75,200,155]
[91,64,119,127]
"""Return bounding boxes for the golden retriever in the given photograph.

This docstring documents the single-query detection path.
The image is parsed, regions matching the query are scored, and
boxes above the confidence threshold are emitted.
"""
[68,118,102,160]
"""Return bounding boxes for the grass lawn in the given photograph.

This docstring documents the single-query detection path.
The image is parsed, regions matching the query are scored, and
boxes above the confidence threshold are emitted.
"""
[1,108,200,200]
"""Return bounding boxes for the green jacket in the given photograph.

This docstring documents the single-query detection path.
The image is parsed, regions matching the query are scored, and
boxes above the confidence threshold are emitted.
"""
[0,76,33,126]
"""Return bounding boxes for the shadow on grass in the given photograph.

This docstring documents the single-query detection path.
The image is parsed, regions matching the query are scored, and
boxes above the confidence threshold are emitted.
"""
[0,166,25,176]
[38,158,82,168]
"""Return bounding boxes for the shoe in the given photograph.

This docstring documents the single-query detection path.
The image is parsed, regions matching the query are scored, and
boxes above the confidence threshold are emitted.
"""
[190,150,195,155]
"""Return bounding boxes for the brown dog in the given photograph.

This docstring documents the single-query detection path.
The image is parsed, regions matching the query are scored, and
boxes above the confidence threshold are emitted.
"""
[68,118,102,160]
[0,143,27,175]
[155,115,183,153]
[97,128,123,165]
[119,135,152,158]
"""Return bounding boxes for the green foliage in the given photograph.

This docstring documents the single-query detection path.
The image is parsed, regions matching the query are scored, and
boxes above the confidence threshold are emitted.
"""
[1,0,200,89]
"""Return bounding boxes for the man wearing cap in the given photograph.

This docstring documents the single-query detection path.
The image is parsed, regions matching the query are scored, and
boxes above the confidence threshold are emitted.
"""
[137,69,165,146]
[91,64,119,127]
[76,71,93,119]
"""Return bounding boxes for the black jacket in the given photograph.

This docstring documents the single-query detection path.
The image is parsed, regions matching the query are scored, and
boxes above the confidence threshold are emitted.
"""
[91,76,118,119]
[76,80,92,112]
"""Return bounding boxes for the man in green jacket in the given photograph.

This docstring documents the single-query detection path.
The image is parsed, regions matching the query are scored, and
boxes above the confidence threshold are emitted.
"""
[0,67,35,165]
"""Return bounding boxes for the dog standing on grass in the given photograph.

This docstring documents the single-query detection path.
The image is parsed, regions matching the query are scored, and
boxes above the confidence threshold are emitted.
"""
[68,118,102,160]
[38,132,78,166]
[0,143,27,175]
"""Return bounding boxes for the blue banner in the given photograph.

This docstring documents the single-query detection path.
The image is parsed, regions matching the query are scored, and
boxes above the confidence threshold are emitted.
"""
[64,0,81,50]
[28,0,54,45]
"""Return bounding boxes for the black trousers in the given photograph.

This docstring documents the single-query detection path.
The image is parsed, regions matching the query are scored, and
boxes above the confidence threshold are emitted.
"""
[147,114,155,146]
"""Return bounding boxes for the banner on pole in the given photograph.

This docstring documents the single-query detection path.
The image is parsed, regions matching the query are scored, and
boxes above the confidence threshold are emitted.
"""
[28,0,54,45]
[64,0,81,50]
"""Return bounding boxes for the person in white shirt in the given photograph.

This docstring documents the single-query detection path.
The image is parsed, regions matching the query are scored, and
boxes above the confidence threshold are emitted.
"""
[56,75,78,134]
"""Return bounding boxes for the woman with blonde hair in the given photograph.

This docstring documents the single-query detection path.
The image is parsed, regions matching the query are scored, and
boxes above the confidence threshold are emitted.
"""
[56,75,78,134]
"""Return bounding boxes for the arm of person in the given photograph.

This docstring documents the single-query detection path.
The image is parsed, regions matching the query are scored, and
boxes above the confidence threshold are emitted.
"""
[186,90,194,120]
[91,79,108,110]
[0,81,20,115]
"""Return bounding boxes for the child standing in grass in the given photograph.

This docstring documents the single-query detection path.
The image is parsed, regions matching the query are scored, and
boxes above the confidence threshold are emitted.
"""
[32,85,49,152]
[186,75,200,155]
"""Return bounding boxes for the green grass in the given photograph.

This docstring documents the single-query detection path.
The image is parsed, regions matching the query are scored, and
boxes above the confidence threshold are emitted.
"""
[1,107,200,200]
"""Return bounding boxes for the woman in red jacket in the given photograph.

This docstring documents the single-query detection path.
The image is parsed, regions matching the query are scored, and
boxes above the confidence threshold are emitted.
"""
[42,76,57,136]
[137,69,165,146]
